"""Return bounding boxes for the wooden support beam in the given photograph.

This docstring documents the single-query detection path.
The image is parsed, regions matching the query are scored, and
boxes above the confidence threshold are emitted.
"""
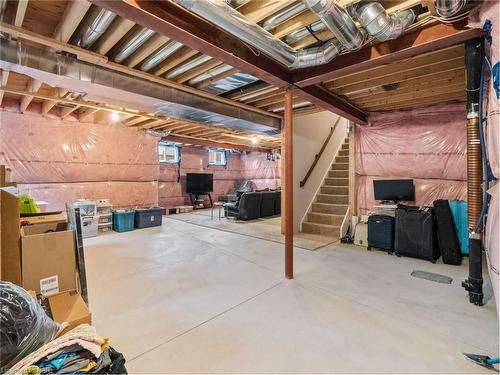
[14,0,28,27]
[94,18,136,55]
[163,134,272,152]
[20,78,42,113]
[283,87,293,279]
[152,48,199,76]
[42,88,68,115]
[175,60,223,84]
[79,108,100,122]
[60,105,79,119]
[0,70,9,106]
[292,21,483,87]
[53,1,92,43]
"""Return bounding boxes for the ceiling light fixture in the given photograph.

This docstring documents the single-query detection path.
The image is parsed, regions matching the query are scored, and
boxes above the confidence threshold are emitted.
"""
[251,136,258,145]
[110,111,120,122]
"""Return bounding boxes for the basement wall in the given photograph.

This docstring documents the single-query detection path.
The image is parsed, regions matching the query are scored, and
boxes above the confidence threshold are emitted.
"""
[293,111,349,232]
[355,102,467,215]
[0,104,280,211]
[159,147,280,208]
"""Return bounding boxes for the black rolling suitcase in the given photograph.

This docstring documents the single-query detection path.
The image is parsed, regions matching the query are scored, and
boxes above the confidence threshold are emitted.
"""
[433,199,462,265]
[367,215,395,252]
[395,206,439,262]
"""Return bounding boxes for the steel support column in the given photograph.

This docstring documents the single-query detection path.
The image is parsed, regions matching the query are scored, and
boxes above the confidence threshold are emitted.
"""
[284,87,294,279]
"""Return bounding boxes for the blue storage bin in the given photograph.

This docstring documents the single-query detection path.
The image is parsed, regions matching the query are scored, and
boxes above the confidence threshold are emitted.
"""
[112,210,135,232]
[134,207,163,229]
[449,200,469,255]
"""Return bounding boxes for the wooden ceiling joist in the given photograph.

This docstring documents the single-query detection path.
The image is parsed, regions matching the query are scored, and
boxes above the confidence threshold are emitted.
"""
[42,88,68,115]
[125,34,171,68]
[293,20,483,87]
[53,0,92,43]
[14,0,28,27]
[79,107,100,122]
[19,78,42,113]
[0,70,9,106]
[94,18,136,55]
[163,134,274,152]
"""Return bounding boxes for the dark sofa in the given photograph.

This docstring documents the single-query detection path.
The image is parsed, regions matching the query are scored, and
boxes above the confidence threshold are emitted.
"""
[225,191,281,220]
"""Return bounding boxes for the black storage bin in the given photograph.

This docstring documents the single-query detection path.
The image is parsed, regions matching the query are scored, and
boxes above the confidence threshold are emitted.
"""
[433,199,462,265]
[367,215,395,252]
[134,207,163,228]
[395,206,439,262]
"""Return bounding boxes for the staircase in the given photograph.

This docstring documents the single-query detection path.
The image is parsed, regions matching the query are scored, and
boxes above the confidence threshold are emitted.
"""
[301,137,350,237]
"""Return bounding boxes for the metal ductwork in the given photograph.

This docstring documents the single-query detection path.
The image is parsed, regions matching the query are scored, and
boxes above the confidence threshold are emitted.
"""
[302,0,364,51]
[166,55,213,79]
[173,0,346,68]
[261,2,307,30]
[140,41,184,71]
[435,0,467,18]
[75,8,117,48]
[206,72,258,94]
[355,3,415,42]
[188,64,234,85]
[283,21,325,45]
[114,28,155,63]
[0,38,280,133]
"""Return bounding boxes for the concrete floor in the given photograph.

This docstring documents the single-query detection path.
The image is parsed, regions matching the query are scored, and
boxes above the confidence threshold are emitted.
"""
[84,218,499,374]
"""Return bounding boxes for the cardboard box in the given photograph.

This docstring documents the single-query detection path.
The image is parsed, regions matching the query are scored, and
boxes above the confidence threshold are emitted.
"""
[20,213,67,225]
[21,223,77,294]
[48,290,91,335]
[0,188,22,284]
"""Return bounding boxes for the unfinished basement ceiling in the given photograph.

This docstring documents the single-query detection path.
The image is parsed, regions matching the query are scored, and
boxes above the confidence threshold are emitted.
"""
[0,0,474,146]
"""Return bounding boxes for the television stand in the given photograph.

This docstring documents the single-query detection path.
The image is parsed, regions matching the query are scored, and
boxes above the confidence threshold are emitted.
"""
[189,193,213,209]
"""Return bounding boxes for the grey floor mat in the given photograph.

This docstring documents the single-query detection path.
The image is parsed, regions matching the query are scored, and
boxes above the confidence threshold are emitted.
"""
[411,270,453,284]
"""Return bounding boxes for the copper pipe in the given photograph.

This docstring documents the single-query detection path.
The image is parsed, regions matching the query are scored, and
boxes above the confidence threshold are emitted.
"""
[284,87,294,279]
[467,114,483,231]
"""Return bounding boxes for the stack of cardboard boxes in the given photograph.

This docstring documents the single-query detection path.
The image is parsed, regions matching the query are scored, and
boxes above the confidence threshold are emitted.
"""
[1,187,91,333]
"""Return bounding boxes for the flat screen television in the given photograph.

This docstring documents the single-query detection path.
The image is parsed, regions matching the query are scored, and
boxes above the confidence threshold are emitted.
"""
[186,173,213,194]
[373,179,415,202]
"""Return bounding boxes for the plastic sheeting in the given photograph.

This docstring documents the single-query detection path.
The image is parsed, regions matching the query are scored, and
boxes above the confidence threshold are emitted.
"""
[356,103,467,215]
[0,110,158,183]
[485,182,500,318]
[158,146,280,208]
[469,0,500,179]
[357,175,467,215]
[357,103,467,180]
[0,282,60,370]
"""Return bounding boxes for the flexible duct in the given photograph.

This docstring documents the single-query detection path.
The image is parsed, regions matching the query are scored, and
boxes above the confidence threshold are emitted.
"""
[114,28,155,63]
[188,64,234,85]
[166,55,213,79]
[77,8,117,48]
[302,0,364,51]
[140,41,183,71]
[173,0,343,68]
[435,0,466,18]
[355,3,415,42]
[262,2,307,30]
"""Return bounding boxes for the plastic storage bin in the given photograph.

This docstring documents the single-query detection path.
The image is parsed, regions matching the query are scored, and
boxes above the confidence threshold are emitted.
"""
[112,210,135,232]
[449,200,469,255]
[134,208,163,229]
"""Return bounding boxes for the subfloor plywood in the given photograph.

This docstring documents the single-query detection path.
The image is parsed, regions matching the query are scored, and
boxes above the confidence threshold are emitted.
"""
[83,218,499,373]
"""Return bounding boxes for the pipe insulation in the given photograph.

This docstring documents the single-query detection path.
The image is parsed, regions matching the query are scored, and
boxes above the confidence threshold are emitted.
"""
[355,3,415,42]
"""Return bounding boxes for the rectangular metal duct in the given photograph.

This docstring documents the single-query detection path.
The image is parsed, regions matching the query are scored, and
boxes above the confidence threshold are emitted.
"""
[0,38,281,133]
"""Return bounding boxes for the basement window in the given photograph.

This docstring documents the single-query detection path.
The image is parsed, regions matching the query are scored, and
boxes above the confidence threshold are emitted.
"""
[208,149,227,166]
[159,143,180,163]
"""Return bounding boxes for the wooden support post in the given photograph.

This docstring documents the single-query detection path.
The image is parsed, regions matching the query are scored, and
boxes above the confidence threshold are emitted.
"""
[284,87,293,279]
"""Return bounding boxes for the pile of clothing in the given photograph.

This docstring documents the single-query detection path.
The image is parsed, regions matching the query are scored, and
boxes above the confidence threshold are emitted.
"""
[0,282,126,374]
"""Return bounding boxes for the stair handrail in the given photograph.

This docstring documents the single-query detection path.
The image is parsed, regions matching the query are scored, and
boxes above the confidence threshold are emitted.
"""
[299,117,341,188]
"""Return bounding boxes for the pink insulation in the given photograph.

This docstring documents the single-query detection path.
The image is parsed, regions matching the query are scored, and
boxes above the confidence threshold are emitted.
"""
[469,0,500,179]
[356,176,466,215]
[0,110,158,183]
[158,146,280,208]
[356,103,467,215]
[485,183,500,318]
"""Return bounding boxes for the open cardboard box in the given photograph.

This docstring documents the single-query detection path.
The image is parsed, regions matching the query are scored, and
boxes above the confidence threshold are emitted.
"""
[48,290,92,335]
